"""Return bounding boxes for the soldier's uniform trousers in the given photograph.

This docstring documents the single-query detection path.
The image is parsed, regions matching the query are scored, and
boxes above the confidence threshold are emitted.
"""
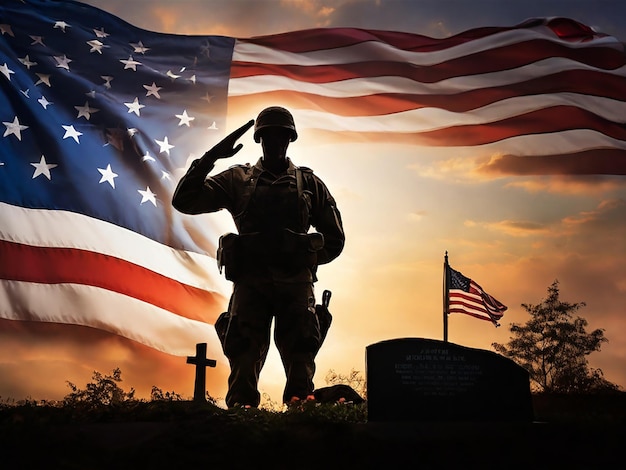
[224,276,317,408]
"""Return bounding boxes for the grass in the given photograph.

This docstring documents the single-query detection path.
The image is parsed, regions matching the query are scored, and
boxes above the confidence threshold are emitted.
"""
[1,369,624,468]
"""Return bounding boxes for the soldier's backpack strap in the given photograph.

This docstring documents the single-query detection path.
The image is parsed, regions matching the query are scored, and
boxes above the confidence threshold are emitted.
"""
[296,165,314,195]
[296,166,315,229]
[232,163,262,223]
[295,166,304,200]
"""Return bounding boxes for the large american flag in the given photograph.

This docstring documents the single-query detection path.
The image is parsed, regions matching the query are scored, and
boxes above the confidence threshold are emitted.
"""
[447,266,507,326]
[0,1,623,357]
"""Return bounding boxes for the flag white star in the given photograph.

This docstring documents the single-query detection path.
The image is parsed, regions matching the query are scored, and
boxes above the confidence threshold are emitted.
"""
[202,93,214,104]
[93,27,109,38]
[38,95,52,109]
[30,35,45,47]
[120,55,142,71]
[199,42,211,58]
[176,110,195,127]
[20,89,29,98]
[3,116,28,140]
[0,63,15,80]
[155,136,174,156]
[138,186,157,206]
[124,97,145,116]
[87,39,107,54]
[166,70,180,80]
[98,164,118,188]
[207,121,218,130]
[18,55,37,69]
[101,75,113,89]
[75,101,99,120]
[0,23,15,37]
[31,155,57,180]
[142,152,155,162]
[35,73,51,87]
[161,170,171,181]
[143,82,162,98]
[53,54,72,70]
[130,41,150,54]
[62,124,82,143]
[54,21,71,32]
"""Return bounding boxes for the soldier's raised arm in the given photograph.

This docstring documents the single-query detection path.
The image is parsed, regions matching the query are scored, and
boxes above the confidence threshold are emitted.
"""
[172,120,254,214]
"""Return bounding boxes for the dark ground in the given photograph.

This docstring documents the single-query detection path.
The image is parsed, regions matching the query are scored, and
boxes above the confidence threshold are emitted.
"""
[2,394,625,469]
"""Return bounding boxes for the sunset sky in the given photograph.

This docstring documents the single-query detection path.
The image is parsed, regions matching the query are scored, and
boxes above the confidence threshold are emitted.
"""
[1,0,625,406]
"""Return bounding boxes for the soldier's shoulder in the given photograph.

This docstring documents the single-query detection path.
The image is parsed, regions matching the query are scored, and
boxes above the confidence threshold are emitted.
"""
[227,162,252,171]
[297,165,314,174]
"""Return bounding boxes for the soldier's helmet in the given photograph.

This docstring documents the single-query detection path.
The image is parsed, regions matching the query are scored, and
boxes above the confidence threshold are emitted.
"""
[253,106,298,143]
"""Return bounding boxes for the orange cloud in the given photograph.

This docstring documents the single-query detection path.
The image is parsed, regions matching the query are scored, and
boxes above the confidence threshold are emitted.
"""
[505,176,625,195]
[408,210,428,222]
[464,219,549,237]
[281,0,336,26]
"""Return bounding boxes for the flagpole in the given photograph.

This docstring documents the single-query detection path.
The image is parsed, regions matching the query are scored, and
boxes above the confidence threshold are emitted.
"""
[443,251,450,343]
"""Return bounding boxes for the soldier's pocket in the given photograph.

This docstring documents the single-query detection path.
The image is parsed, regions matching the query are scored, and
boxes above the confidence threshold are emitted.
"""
[214,311,248,357]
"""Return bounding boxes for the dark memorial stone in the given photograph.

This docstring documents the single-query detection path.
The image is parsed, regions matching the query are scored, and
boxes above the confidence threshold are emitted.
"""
[366,338,533,422]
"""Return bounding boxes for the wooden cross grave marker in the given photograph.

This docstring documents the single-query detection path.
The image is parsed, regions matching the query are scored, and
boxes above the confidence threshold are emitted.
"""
[186,343,217,402]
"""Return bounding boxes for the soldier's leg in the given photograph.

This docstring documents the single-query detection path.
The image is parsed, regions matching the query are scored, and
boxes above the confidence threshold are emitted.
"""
[225,281,273,408]
[274,282,317,403]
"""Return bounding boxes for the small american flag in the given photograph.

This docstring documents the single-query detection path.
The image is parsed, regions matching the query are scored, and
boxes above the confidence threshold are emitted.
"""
[447,265,507,326]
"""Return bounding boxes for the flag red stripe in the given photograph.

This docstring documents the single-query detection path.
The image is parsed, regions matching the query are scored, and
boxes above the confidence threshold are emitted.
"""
[0,239,221,324]
[304,138,625,174]
[241,21,613,54]
[477,148,626,175]
[242,26,507,52]
[449,291,483,306]
[416,106,626,145]
[295,106,626,148]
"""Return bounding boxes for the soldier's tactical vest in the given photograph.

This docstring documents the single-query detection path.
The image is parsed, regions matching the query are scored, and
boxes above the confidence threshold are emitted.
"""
[217,165,322,280]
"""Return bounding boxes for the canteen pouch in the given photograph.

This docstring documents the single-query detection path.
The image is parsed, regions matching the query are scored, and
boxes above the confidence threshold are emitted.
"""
[217,233,241,281]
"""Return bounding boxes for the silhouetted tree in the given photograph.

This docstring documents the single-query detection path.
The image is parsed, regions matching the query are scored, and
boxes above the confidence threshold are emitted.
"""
[64,368,135,409]
[492,280,619,393]
[150,386,184,402]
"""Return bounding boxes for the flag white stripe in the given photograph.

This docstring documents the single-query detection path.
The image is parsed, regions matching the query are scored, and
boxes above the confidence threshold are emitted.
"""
[0,280,221,356]
[468,130,626,157]
[228,61,626,98]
